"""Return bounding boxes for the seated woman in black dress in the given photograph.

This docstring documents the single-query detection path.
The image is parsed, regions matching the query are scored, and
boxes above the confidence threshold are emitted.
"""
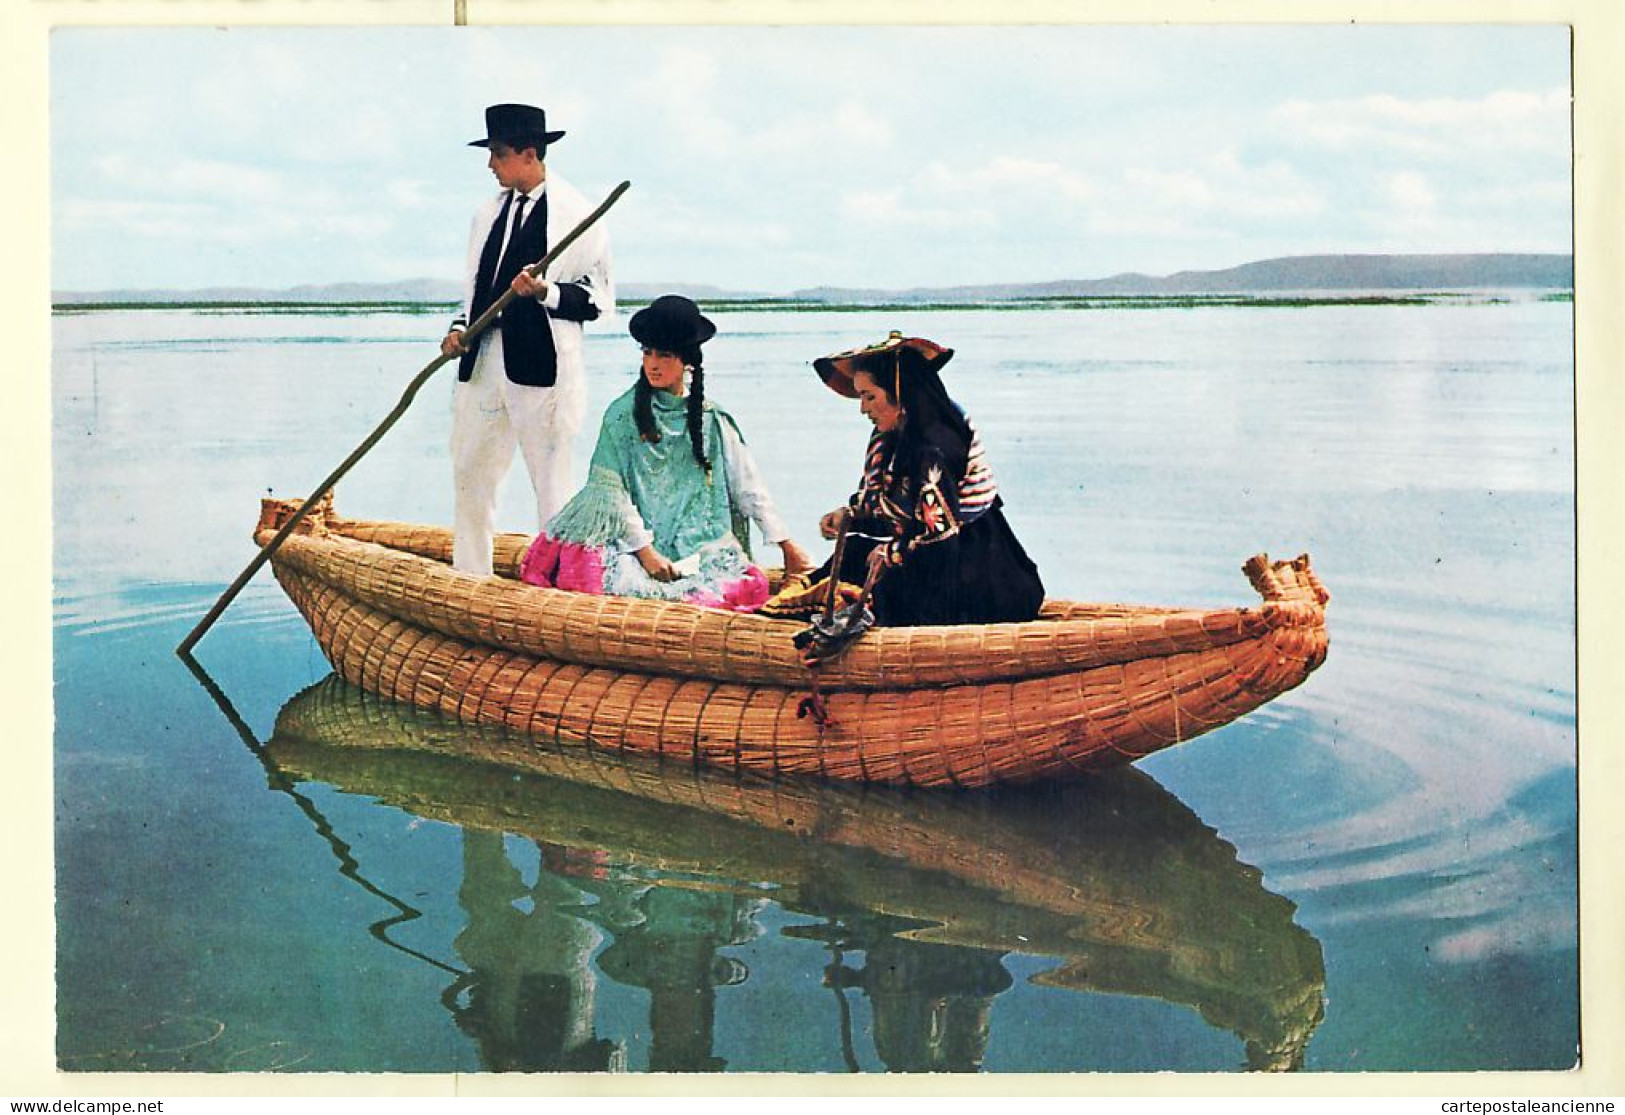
[807,332,1045,626]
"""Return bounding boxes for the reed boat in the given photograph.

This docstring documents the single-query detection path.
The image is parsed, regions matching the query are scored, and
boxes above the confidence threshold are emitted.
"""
[258,494,1329,789]
[266,676,1327,1071]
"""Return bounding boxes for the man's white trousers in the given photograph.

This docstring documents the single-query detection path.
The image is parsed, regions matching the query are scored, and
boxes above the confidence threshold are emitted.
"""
[450,328,586,576]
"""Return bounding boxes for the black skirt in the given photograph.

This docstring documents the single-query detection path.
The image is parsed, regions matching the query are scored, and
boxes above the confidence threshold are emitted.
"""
[821,503,1045,627]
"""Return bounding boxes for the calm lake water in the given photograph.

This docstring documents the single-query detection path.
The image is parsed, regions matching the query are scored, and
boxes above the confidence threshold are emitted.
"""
[52,298,1576,1073]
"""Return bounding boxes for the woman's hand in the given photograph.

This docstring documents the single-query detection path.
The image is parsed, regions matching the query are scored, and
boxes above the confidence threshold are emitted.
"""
[818,507,852,540]
[778,539,815,576]
[511,272,549,299]
[637,546,678,582]
[866,544,892,581]
[440,329,467,358]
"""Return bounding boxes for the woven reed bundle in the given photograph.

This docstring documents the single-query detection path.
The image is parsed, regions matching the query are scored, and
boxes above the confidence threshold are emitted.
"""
[258,498,1321,695]
[260,497,1328,786]
[267,675,1325,1068]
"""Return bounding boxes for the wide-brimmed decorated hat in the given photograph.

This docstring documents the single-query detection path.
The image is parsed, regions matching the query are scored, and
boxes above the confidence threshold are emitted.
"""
[468,103,566,150]
[812,332,955,399]
[629,294,718,351]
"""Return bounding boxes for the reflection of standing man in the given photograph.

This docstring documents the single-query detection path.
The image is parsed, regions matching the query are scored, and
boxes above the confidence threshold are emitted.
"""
[591,884,764,1072]
[450,830,622,1072]
[818,918,1011,1072]
[441,103,615,576]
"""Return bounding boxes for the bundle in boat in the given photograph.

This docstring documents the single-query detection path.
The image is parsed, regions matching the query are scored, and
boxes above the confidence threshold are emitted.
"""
[257,495,1329,788]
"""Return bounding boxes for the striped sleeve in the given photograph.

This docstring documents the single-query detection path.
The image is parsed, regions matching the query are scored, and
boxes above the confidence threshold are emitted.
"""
[955,425,999,521]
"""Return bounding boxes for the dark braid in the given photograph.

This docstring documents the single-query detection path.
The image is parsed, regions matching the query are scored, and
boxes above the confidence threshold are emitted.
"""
[633,374,658,444]
[632,344,710,475]
[685,351,711,475]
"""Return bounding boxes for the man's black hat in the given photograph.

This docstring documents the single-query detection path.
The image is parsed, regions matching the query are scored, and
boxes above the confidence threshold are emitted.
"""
[629,295,718,351]
[468,103,566,151]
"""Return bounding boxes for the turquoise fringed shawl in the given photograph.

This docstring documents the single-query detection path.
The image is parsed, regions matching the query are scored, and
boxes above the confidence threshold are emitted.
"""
[546,386,749,560]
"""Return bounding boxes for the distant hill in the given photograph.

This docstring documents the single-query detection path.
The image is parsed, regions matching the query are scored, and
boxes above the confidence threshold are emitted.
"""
[52,253,1570,307]
[792,254,1573,303]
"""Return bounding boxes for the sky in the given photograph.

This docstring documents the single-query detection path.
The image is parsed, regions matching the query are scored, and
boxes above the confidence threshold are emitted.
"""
[49,23,1573,294]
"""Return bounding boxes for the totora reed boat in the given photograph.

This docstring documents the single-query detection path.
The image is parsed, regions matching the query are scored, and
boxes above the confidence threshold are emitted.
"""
[258,494,1329,788]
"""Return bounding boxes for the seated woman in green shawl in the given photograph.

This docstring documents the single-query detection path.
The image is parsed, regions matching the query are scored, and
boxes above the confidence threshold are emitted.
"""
[519,294,813,610]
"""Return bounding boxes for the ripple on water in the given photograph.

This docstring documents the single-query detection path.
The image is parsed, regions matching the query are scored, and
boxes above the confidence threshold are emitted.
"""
[53,585,301,638]
[59,1014,226,1072]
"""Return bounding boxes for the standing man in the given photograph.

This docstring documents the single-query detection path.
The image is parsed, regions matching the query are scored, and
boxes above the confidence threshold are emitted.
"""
[442,103,615,577]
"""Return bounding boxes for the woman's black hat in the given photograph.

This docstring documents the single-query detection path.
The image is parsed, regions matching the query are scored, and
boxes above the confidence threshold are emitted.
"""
[629,295,718,351]
[468,103,566,150]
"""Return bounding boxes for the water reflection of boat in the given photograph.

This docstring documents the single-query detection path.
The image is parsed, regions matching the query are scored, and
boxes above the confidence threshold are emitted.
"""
[265,677,1327,1072]
[257,496,1329,788]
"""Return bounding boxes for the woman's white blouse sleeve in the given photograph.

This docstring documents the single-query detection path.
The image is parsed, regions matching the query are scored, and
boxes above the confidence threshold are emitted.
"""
[719,418,791,544]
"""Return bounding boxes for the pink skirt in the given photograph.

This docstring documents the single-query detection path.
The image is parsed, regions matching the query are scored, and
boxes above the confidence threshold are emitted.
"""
[519,533,770,613]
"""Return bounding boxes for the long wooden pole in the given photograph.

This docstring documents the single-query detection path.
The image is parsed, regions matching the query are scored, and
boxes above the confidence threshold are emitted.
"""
[176,180,631,656]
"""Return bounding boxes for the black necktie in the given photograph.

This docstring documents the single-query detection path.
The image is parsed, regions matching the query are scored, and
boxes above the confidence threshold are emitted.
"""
[495,194,529,285]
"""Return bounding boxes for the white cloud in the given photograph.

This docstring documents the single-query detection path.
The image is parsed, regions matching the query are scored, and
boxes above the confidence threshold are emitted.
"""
[625,45,738,155]
[85,151,422,243]
[1369,89,1567,131]
[245,40,314,100]
[829,100,893,148]
[68,155,399,255]
[283,102,405,165]
[748,99,894,161]
[1384,170,1438,211]
[924,156,1096,203]
[1465,179,1572,209]
[385,180,436,211]
[57,198,203,240]
[841,188,904,222]
[1067,152,1325,242]
[838,187,995,230]
[1205,151,1326,218]
[95,153,288,206]
[1123,166,1211,209]
[829,145,1329,264]
[1082,210,1209,240]
[617,190,794,250]
[1273,87,1570,160]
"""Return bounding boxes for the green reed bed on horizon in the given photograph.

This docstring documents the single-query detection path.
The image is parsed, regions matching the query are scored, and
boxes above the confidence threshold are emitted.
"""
[51,290,1567,316]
